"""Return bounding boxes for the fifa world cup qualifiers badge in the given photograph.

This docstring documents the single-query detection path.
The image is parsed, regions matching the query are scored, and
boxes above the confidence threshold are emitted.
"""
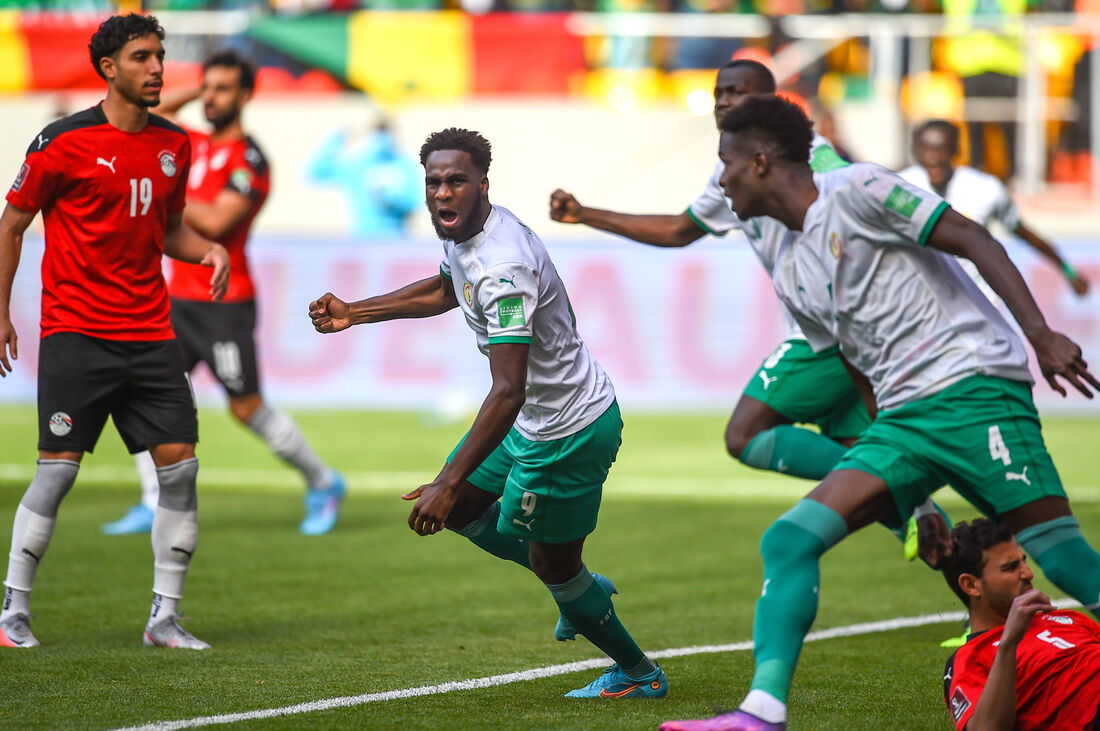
[159,150,178,178]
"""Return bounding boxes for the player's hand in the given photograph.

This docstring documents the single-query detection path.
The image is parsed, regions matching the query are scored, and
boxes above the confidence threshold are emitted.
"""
[549,189,583,224]
[202,244,231,301]
[1001,588,1055,647]
[309,292,353,333]
[0,314,17,377]
[1070,272,1089,297]
[915,511,953,570]
[1029,328,1100,398]
[402,480,458,536]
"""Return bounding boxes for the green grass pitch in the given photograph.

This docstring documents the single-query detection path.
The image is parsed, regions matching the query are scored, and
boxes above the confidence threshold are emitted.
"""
[1,404,1097,729]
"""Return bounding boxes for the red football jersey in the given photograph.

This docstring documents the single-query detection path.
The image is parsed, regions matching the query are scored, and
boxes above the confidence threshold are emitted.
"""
[6,104,189,341]
[944,609,1100,730]
[166,130,269,302]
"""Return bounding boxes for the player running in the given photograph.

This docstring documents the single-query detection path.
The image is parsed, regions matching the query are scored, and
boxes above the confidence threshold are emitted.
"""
[900,119,1089,304]
[100,49,346,537]
[941,519,1100,730]
[310,128,667,698]
[661,96,1100,730]
[0,14,229,649]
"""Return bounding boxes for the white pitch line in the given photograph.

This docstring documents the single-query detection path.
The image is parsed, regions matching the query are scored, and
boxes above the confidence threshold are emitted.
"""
[108,600,1078,731]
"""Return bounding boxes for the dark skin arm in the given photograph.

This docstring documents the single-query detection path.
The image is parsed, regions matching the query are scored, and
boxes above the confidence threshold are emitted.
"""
[549,189,707,247]
[927,210,1100,398]
[402,342,529,535]
[1012,221,1089,296]
[308,273,458,332]
[964,589,1056,731]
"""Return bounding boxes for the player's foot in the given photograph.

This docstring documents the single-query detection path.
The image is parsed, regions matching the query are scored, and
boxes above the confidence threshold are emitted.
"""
[565,663,667,698]
[0,613,40,648]
[555,572,617,641]
[101,504,154,535]
[300,472,346,535]
[660,709,786,731]
[143,616,210,650]
[940,618,971,648]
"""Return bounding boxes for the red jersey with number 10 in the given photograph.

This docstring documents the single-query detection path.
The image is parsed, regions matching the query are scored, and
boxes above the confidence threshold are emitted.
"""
[166,130,269,303]
[6,104,190,341]
[944,609,1100,730]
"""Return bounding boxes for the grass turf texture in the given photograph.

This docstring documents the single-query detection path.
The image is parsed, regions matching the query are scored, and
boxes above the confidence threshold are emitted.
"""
[1,405,1098,730]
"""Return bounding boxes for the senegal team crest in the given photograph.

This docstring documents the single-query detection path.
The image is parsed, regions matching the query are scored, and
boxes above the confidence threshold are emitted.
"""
[158,150,178,177]
[828,232,842,259]
[463,282,473,306]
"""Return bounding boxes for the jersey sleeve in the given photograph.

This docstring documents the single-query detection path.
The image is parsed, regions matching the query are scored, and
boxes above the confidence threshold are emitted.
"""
[226,141,269,202]
[687,164,738,237]
[847,166,950,248]
[6,135,63,214]
[944,647,987,730]
[480,262,537,345]
[989,178,1020,231]
[168,137,192,218]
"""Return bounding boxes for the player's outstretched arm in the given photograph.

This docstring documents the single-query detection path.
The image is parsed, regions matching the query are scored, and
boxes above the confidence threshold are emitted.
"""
[548,189,705,247]
[402,341,528,535]
[1012,222,1090,297]
[0,203,35,377]
[309,273,458,334]
[928,210,1100,398]
[163,213,231,300]
[150,87,200,120]
[183,190,252,240]
[966,589,1054,731]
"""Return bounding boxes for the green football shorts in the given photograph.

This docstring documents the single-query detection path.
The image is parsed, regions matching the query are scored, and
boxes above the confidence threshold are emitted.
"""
[742,339,871,440]
[448,401,623,544]
[836,374,1065,522]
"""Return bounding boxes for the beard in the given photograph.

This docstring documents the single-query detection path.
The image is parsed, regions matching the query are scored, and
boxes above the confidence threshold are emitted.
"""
[207,107,240,131]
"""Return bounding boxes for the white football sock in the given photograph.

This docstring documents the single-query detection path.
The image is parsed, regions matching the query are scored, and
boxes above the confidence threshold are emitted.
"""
[247,404,333,488]
[741,689,787,723]
[151,459,198,602]
[134,450,160,512]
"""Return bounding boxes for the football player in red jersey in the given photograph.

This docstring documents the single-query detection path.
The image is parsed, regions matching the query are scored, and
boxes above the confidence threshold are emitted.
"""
[101,50,346,538]
[0,14,230,650]
[942,519,1100,730]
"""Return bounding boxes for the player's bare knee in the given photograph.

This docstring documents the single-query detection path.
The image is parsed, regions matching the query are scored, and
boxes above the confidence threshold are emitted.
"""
[725,421,756,460]
[229,395,262,424]
[150,443,196,466]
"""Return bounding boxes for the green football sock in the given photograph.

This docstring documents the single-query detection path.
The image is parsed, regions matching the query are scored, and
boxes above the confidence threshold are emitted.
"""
[739,425,848,480]
[547,566,652,677]
[454,502,530,569]
[751,499,848,703]
[1018,516,1100,619]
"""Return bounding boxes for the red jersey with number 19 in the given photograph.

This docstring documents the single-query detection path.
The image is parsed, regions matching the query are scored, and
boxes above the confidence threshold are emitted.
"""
[944,609,1100,730]
[6,104,190,341]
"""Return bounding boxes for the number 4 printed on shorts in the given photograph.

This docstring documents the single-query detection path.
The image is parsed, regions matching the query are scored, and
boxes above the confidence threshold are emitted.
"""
[988,425,1012,466]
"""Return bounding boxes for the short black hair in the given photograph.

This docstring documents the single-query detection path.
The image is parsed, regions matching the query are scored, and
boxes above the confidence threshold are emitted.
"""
[913,119,960,154]
[720,59,777,94]
[941,518,1015,608]
[719,94,813,163]
[419,128,492,175]
[203,49,256,91]
[88,14,165,81]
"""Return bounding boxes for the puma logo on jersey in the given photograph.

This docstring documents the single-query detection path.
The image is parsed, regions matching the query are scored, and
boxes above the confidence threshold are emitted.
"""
[863,173,878,187]
[777,459,789,473]
[37,134,48,150]
[512,517,534,532]
[96,156,117,174]
[498,276,517,287]
[1005,466,1030,486]
[758,371,778,390]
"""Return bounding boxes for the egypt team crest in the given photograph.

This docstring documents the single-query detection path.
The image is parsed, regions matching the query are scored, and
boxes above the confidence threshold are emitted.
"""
[463,282,473,306]
[828,232,842,259]
[158,150,178,177]
[48,412,72,436]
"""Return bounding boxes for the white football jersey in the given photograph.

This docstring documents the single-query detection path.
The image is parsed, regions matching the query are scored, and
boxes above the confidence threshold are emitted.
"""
[688,134,848,341]
[899,164,1022,308]
[767,163,1032,410]
[440,205,615,441]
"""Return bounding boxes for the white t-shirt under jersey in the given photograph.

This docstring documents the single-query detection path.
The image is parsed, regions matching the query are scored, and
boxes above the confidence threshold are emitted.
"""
[688,134,849,341]
[766,163,1031,410]
[440,205,615,441]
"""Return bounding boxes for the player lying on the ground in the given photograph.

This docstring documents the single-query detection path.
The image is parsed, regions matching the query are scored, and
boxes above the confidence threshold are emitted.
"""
[549,60,948,556]
[309,128,667,698]
[661,95,1100,731]
[941,519,1100,730]
[101,48,345,538]
[0,14,230,650]
[901,119,1089,302]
